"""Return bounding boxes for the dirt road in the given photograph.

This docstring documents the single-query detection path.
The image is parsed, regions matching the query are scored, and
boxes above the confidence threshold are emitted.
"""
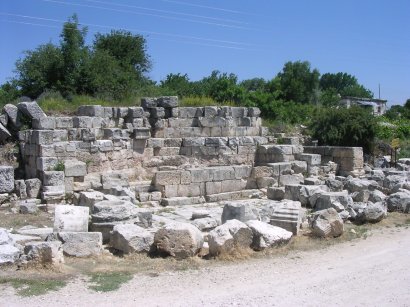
[2,227,410,307]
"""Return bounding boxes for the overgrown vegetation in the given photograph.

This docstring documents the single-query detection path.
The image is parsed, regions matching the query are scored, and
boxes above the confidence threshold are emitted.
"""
[87,271,133,292]
[0,277,66,297]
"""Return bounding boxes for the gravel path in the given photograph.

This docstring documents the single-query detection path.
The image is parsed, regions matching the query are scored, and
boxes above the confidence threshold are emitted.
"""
[2,227,410,307]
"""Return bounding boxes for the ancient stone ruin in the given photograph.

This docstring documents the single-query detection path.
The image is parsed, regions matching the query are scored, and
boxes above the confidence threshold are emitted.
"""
[0,97,409,265]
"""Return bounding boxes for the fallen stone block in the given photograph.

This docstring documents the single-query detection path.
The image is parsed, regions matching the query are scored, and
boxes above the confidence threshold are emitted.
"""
[19,199,40,214]
[385,191,410,213]
[43,171,65,186]
[0,244,20,265]
[221,201,260,224]
[0,122,11,142]
[154,222,203,259]
[110,224,154,254]
[310,208,343,237]
[208,219,253,257]
[2,104,22,130]
[78,190,105,209]
[268,201,302,235]
[54,205,89,232]
[14,179,27,199]
[157,96,178,108]
[267,187,285,201]
[32,117,56,130]
[101,172,129,190]
[17,101,47,120]
[24,241,64,265]
[192,217,218,231]
[53,232,103,257]
[314,191,353,212]
[246,220,292,250]
[17,226,53,240]
[0,228,14,245]
[0,166,14,193]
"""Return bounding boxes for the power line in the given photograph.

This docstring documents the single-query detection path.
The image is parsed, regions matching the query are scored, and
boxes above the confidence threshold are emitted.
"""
[1,19,262,51]
[83,0,249,25]
[39,0,258,30]
[0,12,257,47]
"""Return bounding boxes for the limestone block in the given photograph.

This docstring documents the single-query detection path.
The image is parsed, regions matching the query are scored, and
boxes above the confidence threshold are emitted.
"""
[32,117,56,130]
[101,172,129,190]
[182,137,205,147]
[55,232,102,257]
[2,104,22,129]
[128,107,144,118]
[73,116,93,128]
[133,128,151,139]
[77,105,104,117]
[147,138,164,148]
[55,117,73,129]
[0,244,20,265]
[310,208,344,237]
[96,140,113,152]
[25,178,41,198]
[64,160,87,177]
[0,166,14,194]
[155,171,181,186]
[24,241,64,265]
[221,201,259,223]
[0,122,11,142]
[43,171,65,186]
[208,219,252,256]
[17,101,47,120]
[314,191,353,212]
[204,106,218,117]
[178,107,202,118]
[199,117,226,128]
[54,205,89,232]
[15,179,27,199]
[295,153,322,166]
[268,200,302,235]
[267,187,285,201]
[177,183,203,197]
[233,165,252,179]
[246,220,292,250]
[189,168,212,183]
[248,107,261,117]
[157,96,178,108]
[141,97,158,108]
[154,222,203,259]
[210,166,235,181]
[110,224,154,254]
[32,130,54,145]
[53,129,68,142]
[278,174,304,187]
[150,107,165,118]
[291,161,308,174]
[206,181,222,195]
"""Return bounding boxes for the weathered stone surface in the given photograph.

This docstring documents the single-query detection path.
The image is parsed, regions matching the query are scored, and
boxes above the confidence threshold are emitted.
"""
[109,186,137,204]
[101,172,129,190]
[385,191,410,213]
[14,179,27,199]
[17,226,53,240]
[246,220,292,250]
[267,201,302,235]
[208,219,253,256]
[55,232,103,257]
[0,244,20,265]
[278,174,304,187]
[19,199,39,214]
[383,175,408,191]
[43,171,65,186]
[310,208,344,237]
[17,101,47,120]
[0,122,11,142]
[64,160,87,177]
[78,191,105,209]
[54,205,89,232]
[266,187,284,202]
[0,228,14,245]
[363,202,386,223]
[284,184,324,207]
[0,166,14,193]
[110,224,154,254]
[92,200,151,225]
[325,179,344,192]
[192,217,218,231]
[154,222,203,259]
[368,190,386,203]
[345,178,377,193]
[221,201,259,224]
[2,104,21,129]
[314,191,353,212]
[25,178,41,198]
[24,241,64,265]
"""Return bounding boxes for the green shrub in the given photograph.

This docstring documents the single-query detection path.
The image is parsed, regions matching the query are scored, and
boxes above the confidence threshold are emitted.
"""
[309,106,377,153]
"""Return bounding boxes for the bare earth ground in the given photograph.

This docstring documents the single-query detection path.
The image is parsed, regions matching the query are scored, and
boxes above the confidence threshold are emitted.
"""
[1,224,410,307]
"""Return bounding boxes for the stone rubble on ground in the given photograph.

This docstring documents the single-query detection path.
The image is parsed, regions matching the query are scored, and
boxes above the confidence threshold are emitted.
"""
[0,96,409,265]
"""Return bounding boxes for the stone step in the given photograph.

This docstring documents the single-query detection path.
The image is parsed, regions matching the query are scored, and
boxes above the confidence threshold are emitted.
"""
[205,189,263,202]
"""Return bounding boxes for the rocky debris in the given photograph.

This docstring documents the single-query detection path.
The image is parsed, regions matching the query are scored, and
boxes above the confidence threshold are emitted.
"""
[345,178,378,193]
[18,199,40,214]
[14,179,27,199]
[78,190,105,209]
[310,208,344,237]
[265,200,302,235]
[50,232,103,257]
[110,224,154,254]
[109,186,137,204]
[154,222,203,259]
[267,187,285,201]
[54,205,89,232]
[91,200,151,225]
[191,210,211,220]
[192,217,219,231]
[284,184,325,207]
[385,191,410,213]
[246,220,292,251]
[101,172,129,190]
[208,219,253,256]
[17,226,53,240]
[0,228,20,265]
[0,166,14,193]
[325,178,344,192]
[314,191,353,212]
[383,175,408,191]
[363,202,386,223]
[23,241,64,265]
[221,201,260,223]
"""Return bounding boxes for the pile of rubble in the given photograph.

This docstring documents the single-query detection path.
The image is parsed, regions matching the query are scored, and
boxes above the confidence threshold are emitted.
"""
[0,97,409,266]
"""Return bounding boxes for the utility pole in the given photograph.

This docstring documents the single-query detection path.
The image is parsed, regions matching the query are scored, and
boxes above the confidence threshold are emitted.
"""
[378,83,381,99]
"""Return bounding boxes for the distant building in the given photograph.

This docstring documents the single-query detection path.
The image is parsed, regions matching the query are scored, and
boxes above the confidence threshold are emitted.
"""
[339,96,387,116]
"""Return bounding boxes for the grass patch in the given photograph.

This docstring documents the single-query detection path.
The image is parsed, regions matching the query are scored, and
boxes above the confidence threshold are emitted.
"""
[87,271,133,292]
[0,209,53,229]
[0,277,66,297]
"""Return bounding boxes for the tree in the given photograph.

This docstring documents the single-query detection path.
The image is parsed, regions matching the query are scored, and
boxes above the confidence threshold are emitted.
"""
[160,73,191,98]
[0,81,20,107]
[239,78,267,92]
[15,43,63,98]
[404,99,410,110]
[198,71,244,103]
[309,106,377,153]
[320,72,373,98]
[277,61,320,104]
[60,14,89,96]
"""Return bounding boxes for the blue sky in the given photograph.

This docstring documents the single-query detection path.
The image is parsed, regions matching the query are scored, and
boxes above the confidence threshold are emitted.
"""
[1,0,409,105]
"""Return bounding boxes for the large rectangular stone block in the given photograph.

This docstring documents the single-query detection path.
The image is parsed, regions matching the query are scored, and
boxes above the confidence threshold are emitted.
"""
[32,117,56,130]
[155,171,181,185]
[54,205,89,232]
[64,160,87,177]
[77,105,104,117]
[32,130,54,145]
[0,166,14,193]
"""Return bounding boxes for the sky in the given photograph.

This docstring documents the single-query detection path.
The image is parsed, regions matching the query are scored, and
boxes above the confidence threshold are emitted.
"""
[1,0,409,105]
